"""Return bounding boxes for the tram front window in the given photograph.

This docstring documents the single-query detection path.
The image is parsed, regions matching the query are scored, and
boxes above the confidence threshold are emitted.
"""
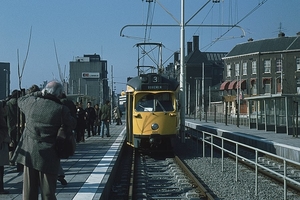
[135,93,174,112]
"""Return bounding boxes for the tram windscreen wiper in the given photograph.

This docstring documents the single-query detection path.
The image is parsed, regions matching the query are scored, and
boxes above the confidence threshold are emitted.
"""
[156,99,166,113]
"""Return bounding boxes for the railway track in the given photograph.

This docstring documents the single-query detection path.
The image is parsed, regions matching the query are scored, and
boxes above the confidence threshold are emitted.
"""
[109,144,215,200]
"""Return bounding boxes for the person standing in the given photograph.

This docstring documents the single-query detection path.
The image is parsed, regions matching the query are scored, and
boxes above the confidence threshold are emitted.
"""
[58,93,77,186]
[12,81,77,200]
[113,106,122,125]
[0,101,10,194]
[85,102,96,137]
[100,100,111,138]
[94,104,101,135]
[5,90,21,166]
[75,102,86,142]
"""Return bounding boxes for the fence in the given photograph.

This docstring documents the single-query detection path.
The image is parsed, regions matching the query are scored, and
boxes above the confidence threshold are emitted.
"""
[185,127,300,199]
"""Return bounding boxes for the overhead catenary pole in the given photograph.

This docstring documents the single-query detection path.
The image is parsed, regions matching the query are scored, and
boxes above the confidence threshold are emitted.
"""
[111,65,114,114]
[180,0,186,142]
[202,62,204,120]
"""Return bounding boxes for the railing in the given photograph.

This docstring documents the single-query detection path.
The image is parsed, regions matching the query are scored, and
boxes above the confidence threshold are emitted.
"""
[186,112,250,127]
[185,127,300,200]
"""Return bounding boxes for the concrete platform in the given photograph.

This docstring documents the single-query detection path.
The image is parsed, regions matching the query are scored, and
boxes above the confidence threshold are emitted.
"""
[185,118,300,162]
[2,123,126,200]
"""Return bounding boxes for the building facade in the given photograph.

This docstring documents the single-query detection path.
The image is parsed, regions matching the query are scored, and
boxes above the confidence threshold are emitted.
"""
[0,62,10,100]
[221,32,300,134]
[68,54,109,105]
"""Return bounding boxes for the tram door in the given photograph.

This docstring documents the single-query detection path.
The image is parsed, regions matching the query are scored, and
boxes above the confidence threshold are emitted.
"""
[126,92,134,146]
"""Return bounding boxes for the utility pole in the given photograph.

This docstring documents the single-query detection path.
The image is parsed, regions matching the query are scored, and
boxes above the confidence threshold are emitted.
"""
[180,0,186,142]
[111,65,114,113]
[201,62,205,120]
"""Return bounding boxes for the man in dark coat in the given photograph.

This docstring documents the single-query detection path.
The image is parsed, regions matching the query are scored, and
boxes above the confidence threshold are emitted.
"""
[100,100,111,138]
[5,90,21,166]
[85,102,96,137]
[75,102,86,142]
[12,81,77,200]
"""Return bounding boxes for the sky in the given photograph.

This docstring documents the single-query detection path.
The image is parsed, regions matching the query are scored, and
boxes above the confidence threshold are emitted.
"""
[0,0,299,95]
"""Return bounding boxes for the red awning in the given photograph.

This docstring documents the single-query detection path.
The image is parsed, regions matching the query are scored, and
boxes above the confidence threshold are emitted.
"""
[219,81,230,90]
[228,80,237,90]
[236,79,246,90]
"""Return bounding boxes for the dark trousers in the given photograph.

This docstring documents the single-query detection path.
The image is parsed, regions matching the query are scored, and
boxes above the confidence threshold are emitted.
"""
[23,166,57,200]
[86,120,95,136]
[76,126,85,142]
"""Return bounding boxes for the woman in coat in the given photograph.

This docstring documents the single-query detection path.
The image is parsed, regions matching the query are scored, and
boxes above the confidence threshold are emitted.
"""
[0,101,10,194]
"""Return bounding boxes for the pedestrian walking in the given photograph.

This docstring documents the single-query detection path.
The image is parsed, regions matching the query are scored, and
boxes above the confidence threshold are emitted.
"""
[11,81,76,200]
[94,104,101,135]
[100,100,111,138]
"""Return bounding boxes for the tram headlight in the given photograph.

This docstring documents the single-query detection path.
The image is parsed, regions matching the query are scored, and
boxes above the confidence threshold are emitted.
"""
[151,123,159,130]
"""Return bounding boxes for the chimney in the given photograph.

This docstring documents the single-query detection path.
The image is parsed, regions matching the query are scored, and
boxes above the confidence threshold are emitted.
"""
[187,42,192,55]
[174,51,179,63]
[193,35,199,51]
[278,32,285,37]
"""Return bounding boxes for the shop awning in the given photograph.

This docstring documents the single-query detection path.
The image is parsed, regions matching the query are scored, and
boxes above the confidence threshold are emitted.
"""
[228,80,237,90]
[236,79,246,90]
[219,81,230,90]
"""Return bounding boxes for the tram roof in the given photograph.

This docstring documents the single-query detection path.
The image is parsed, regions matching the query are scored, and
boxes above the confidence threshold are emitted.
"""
[127,73,179,91]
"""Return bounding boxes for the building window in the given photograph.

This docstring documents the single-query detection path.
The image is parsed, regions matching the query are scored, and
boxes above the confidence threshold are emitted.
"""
[251,80,257,95]
[263,79,271,94]
[297,78,300,94]
[235,63,240,76]
[297,58,300,71]
[264,60,271,73]
[276,78,282,93]
[242,62,247,75]
[252,61,257,74]
[226,64,231,77]
[276,58,282,72]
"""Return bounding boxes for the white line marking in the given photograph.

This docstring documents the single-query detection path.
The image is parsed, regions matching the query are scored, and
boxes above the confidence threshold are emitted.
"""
[73,128,126,200]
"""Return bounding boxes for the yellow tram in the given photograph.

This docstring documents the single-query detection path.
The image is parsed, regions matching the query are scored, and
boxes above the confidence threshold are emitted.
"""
[126,73,180,150]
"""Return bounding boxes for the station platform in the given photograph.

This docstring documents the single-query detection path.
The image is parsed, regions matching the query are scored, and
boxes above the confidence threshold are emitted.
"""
[185,117,300,162]
[2,123,126,200]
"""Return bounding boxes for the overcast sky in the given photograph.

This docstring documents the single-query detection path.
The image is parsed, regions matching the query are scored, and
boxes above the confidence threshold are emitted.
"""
[1,0,299,94]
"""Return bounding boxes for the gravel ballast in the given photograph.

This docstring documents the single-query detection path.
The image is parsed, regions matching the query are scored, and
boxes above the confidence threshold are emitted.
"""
[173,137,300,200]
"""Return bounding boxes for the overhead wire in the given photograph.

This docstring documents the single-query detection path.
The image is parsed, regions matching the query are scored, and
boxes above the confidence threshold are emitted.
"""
[202,0,269,51]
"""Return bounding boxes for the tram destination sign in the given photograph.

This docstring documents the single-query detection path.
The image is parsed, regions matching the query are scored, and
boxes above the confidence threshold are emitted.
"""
[141,84,169,90]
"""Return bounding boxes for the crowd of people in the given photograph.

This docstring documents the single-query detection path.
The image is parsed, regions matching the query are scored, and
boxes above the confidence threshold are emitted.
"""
[0,80,123,199]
